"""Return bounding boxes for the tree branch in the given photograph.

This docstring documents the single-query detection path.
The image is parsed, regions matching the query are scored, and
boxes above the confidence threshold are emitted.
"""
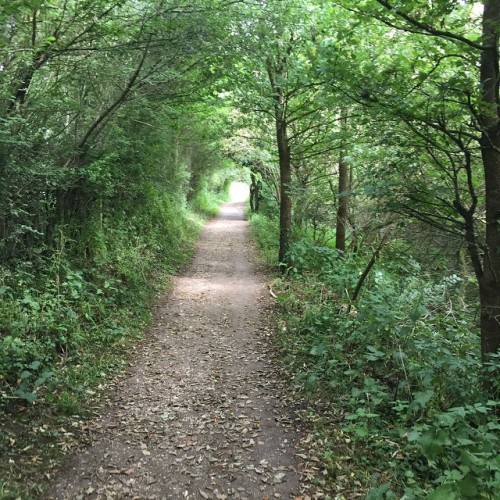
[374,0,484,50]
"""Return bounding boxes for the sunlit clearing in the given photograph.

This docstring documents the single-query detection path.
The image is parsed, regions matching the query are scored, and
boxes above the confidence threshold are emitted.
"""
[229,181,249,202]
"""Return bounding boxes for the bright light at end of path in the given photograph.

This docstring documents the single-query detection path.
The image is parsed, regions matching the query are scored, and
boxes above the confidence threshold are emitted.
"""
[229,182,249,202]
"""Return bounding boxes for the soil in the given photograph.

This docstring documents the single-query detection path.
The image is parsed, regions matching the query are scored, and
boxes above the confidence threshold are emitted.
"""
[43,202,316,500]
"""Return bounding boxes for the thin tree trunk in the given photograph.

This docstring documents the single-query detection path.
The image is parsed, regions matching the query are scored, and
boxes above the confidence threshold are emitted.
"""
[267,60,292,271]
[76,35,152,157]
[250,172,257,212]
[336,109,349,253]
[336,153,349,252]
[351,228,392,304]
[7,10,51,114]
[478,0,500,360]
[277,121,292,269]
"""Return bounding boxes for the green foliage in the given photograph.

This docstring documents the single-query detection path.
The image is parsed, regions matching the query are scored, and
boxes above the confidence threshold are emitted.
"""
[1,0,498,496]
[0,191,196,403]
[190,169,233,218]
[249,214,280,266]
[0,23,234,492]
[251,216,499,497]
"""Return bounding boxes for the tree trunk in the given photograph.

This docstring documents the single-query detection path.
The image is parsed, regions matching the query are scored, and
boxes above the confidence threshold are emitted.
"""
[250,171,260,213]
[479,284,500,360]
[351,227,392,304]
[277,120,292,270]
[336,153,349,252]
[76,34,152,157]
[336,110,349,253]
[7,10,51,115]
[267,60,292,271]
[478,0,500,360]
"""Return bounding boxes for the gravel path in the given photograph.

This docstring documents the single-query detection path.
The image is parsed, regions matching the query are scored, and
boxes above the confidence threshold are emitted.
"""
[44,202,309,500]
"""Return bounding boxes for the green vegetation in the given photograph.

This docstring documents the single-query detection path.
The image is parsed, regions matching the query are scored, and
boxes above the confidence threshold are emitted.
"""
[1,0,499,497]
[242,3,500,494]
[251,218,499,498]
[0,1,236,493]
[0,100,233,494]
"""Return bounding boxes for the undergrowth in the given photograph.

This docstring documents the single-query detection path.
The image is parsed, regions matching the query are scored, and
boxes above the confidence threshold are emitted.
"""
[249,215,500,499]
[0,200,205,497]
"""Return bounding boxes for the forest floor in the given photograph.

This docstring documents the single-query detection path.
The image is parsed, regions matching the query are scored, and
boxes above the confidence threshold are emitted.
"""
[42,202,321,500]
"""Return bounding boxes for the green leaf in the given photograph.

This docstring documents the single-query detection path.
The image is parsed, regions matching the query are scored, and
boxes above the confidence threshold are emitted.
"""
[407,429,421,442]
[412,390,434,410]
[367,484,393,500]
[24,392,36,404]
[34,371,53,387]
[420,429,451,460]
[428,484,458,500]
[354,425,369,437]
[310,344,327,356]
[29,360,41,370]
[457,476,478,498]
[14,388,36,404]
[304,373,317,389]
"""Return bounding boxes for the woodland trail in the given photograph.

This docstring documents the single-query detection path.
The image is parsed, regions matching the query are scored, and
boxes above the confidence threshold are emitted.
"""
[44,202,311,500]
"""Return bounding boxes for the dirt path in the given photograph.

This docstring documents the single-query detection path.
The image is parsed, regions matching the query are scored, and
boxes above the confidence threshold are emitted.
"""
[44,202,309,500]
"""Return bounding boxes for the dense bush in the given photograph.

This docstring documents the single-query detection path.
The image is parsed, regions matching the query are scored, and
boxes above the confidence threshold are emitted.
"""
[0,187,197,407]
